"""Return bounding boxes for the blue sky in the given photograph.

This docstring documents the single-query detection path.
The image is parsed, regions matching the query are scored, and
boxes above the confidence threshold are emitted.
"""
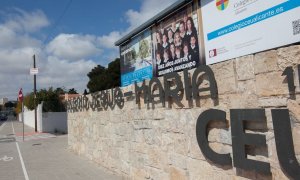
[0,0,140,36]
[0,0,178,100]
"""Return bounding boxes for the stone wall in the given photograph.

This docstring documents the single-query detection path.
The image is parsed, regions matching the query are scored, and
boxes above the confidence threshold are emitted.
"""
[68,45,300,180]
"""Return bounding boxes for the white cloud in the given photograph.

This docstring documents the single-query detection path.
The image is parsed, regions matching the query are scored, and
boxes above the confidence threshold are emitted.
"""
[97,31,122,49]
[125,0,177,30]
[0,9,100,99]
[0,25,41,48]
[3,8,50,33]
[46,34,102,60]
[38,56,96,92]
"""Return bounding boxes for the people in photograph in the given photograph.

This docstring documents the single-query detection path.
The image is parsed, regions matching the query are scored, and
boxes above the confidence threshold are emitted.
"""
[156,51,162,65]
[171,21,177,34]
[175,46,182,59]
[169,43,176,61]
[168,29,174,44]
[174,32,182,47]
[190,35,198,52]
[190,35,199,61]
[160,28,165,36]
[162,33,169,49]
[179,21,187,43]
[156,31,163,54]
[186,17,197,44]
[183,42,192,61]
[163,48,170,63]
[183,13,188,30]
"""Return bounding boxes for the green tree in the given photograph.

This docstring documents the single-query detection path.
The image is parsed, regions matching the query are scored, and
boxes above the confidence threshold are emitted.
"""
[87,58,120,93]
[68,88,78,94]
[23,87,66,112]
[55,87,66,95]
[84,89,88,95]
[4,102,14,108]
[139,39,150,59]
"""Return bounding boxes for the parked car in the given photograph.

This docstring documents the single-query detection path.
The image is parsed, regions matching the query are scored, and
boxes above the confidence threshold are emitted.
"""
[0,114,7,121]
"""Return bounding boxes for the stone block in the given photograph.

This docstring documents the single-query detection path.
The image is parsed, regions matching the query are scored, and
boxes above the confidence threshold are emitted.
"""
[277,45,300,70]
[130,168,150,179]
[173,133,188,156]
[208,128,232,145]
[288,100,300,123]
[258,97,288,108]
[235,55,255,80]
[132,120,152,130]
[169,166,188,180]
[254,50,279,74]
[147,167,169,180]
[237,79,256,94]
[145,148,167,170]
[168,153,187,170]
[255,71,290,97]
[144,129,162,146]
[218,93,258,109]
[210,60,237,94]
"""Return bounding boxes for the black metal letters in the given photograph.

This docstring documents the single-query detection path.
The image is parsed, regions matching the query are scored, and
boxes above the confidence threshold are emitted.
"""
[230,109,271,174]
[272,109,300,179]
[282,66,296,94]
[196,109,232,166]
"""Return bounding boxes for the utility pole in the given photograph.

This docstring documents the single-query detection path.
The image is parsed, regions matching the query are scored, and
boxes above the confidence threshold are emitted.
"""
[33,55,37,132]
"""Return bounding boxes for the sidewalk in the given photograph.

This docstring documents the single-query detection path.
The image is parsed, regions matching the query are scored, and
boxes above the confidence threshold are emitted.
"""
[0,116,122,180]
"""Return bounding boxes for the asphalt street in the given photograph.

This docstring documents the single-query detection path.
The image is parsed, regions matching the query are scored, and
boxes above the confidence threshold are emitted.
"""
[0,116,122,180]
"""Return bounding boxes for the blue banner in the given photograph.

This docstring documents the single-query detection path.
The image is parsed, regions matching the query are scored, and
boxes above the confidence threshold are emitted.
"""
[121,66,153,87]
[207,0,300,41]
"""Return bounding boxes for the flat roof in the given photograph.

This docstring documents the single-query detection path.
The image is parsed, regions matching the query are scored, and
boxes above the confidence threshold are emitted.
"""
[114,0,193,46]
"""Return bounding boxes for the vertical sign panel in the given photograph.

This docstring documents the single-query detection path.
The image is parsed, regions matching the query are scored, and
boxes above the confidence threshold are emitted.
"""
[152,3,205,77]
[120,30,153,87]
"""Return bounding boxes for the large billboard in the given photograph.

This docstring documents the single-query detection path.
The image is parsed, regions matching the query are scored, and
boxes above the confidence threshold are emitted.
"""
[201,0,300,65]
[152,3,205,77]
[120,30,153,86]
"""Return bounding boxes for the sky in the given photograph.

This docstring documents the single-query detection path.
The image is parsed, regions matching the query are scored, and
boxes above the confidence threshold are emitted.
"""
[0,0,178,100]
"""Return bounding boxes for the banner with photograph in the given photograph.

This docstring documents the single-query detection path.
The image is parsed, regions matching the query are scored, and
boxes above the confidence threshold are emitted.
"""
[120,30,153,86]
[201,0,300,65]
[152,3,205,77]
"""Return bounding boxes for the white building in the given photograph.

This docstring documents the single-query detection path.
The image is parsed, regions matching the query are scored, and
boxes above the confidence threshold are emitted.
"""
[0,98,8,105]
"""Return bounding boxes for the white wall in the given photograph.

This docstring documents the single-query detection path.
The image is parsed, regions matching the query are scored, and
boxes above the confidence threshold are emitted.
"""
[19,102,67,133]
[42,112,67,133]
[19,103,42,131]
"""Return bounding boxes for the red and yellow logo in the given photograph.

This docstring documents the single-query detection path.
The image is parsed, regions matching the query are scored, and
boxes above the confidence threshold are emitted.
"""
[216,0,229,11]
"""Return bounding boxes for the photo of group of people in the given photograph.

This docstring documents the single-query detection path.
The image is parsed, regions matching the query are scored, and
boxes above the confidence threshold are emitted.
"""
[153,7,201,76]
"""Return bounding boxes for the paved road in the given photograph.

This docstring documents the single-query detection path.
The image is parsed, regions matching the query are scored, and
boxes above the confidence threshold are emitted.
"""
[0,116,122,180]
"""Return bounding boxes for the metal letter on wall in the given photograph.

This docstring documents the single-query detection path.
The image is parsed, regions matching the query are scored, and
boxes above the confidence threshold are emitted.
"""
[192,66,218,101]
[163,72,184,108]
[271,109,300,179]
[196,109,232,166]
[183,69,193,102]
[149,77,165,109]
[298,64,300,87]
[135,80,149,106]
[282,66,296,94]
[230,109,271,174]
[114,87,125,109]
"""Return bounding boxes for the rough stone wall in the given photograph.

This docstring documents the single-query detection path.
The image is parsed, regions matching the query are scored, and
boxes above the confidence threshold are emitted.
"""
[68,45,300,180]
